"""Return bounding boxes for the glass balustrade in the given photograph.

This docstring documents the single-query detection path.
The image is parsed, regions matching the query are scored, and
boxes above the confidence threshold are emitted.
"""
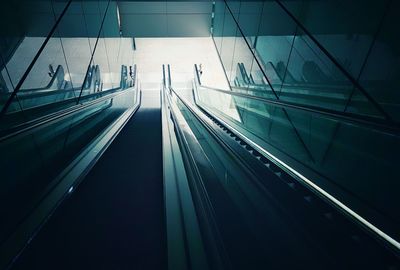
[195,85,400,241]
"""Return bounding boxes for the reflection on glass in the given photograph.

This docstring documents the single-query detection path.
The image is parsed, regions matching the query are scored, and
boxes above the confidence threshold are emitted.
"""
[231,36,254,86]
[213,0,390,120]
[213,1,225,53]
[0,86,138,247]
[357,0,400,122]
[0,53,17,112]
[219,4,237,83]
[196,85,400,240]
[0,0,139,245]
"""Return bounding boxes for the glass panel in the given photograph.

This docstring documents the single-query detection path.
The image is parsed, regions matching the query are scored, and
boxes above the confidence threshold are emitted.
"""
[230,36,254,86]
[252,1,297,90]
[92,36,112,92]
[212,1,225,53]
[225,0,240,21]
[218,0,390,121]
[56,1,93,93]
[219,5,237,84]
[0,86,138,246]
[0,52,16,112]
[282,29,383,118]
[236,1,262,47]
[0,2,81,135]
[102,1,122,89]
[281,0,389,79]
[229,1,261,87]
[0,0,140,246]
[358,0,400,122]
[196,86,400,240]
[78,0,110,98]
[0,0,64,90]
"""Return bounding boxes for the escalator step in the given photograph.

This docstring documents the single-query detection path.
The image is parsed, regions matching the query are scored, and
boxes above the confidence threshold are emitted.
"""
[288,182,296,189]
[324,212,334,220]
[304,195,313,203]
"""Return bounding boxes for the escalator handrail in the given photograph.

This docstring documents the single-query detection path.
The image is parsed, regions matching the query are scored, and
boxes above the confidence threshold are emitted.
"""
[7,64,129,100]
[0,87,134,143]
[0,63,129,138]
[191,66,400,253]
[221,0,393,123]
[165,65,233,270]
[162,64,210,270]
[192,81,400,253]
[194,64,400,134]
[0,66,139,142]
[2,63,131,120]
[17,65,65,93]
[0,86,121,138]
[5,77,111,101]
[237,62,354,92]
[231,84,350,98]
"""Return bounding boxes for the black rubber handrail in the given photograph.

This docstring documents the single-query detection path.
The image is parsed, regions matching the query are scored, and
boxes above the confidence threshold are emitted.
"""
[221,0,394,122]
[194,64,400,134]
[0,0,73,118]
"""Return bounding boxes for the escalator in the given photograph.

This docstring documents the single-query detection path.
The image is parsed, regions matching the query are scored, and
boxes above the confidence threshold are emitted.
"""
[192,63,400,241]
[10,90,166,270]
[0,65,140,269]
[162,64,400,269]
[1,0,398,266]
[2,63,399,270]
